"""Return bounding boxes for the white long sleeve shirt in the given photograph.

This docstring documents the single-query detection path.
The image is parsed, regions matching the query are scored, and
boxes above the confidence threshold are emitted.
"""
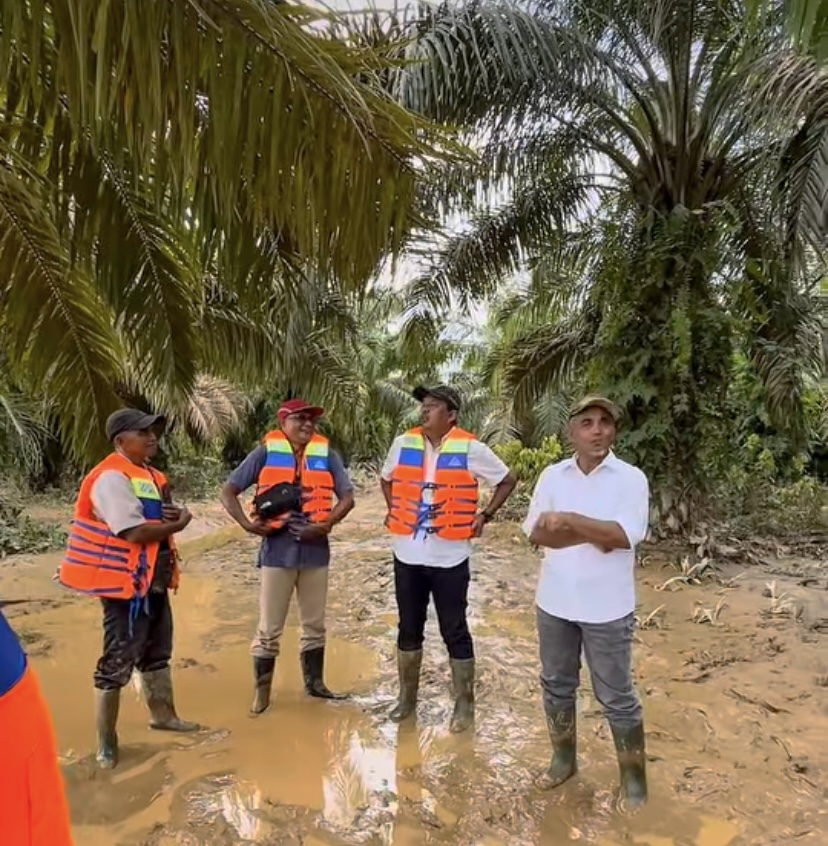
[523,452,650,623]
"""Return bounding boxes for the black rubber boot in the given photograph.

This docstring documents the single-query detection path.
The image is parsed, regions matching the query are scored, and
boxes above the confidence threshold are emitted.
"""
[141,667,200,732]
[449,658,475,734]
[389,649,422,722]
[610,721,648,807]
[251,656,276,715]
[541,705,578,788]
[95,688,120,770]
[301,647,346,700]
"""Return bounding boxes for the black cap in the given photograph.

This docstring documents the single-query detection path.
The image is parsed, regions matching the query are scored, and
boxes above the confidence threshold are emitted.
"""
[105,408,166,441]
[412,384,462,412]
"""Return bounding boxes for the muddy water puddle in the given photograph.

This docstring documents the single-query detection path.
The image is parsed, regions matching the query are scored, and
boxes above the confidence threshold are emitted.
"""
[3,493,827,844]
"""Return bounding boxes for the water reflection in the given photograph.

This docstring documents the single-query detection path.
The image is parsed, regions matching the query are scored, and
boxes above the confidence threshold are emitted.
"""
[185,773,272,842]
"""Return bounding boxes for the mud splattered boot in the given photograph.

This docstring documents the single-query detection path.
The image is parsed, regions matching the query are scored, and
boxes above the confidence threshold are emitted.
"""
[251,656,276,715]
[301,647,347,700]
[95,688,121,769]
[389,649,422,722]
[540,705,577,788]
[610,721,648,807]
[141,667,200,732]
[449,658,475,734]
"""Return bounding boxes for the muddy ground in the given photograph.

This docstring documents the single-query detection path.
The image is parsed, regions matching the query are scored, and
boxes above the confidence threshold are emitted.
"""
[1,489,827,846]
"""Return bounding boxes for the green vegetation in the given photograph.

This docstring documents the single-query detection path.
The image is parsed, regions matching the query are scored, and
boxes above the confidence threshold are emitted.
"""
[2,0,827,551]
[0,503,66,559]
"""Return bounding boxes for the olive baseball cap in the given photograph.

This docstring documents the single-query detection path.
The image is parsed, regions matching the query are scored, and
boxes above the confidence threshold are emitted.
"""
[568,395,620,421]
[413,384,462,412]
[105,409,166,440]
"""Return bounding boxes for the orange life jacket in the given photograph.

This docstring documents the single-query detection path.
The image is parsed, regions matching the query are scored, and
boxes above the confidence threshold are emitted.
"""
[387,427,479,541]
[254,431,334,529]
[57,453,179,600]
[0,663,75,846]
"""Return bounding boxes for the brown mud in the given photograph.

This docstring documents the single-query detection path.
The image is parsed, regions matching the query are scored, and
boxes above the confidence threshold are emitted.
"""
[1,490,826,845]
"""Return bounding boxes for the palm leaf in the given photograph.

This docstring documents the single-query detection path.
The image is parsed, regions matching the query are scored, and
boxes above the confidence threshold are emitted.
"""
[0,164,121,458]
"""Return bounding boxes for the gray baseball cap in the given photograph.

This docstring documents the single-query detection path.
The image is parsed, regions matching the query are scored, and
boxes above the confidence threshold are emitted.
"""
[413,384,462,412]
[105,408,166,441]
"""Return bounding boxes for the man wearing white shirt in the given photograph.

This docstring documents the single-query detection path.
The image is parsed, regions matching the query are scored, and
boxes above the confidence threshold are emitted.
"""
[381,385,516,733]
[523,396,650,807]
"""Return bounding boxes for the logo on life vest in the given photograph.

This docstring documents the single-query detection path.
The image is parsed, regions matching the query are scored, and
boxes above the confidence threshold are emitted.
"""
[447,456,464,467]
[133,480,159,498]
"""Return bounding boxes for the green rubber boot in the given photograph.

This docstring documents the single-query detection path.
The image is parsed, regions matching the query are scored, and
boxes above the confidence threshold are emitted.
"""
[389,649,422,722]
[141,667,200,732]
[95,688,120,770]
[541,705,577,788]
[610,721,648,807]
[448,658,475,734]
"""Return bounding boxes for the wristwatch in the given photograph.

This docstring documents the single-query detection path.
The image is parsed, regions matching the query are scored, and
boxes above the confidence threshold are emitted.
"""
[480,510,495,523]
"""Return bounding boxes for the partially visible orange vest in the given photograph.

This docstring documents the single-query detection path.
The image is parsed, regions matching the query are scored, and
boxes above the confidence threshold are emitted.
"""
[387,427,479,541]
[57,453,179,600]
[254,431,335,529]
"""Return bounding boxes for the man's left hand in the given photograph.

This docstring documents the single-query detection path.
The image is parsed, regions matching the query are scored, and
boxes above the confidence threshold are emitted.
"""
[472,512,489,538]
[162,504,183,523]
[538,511,571,532]
[291,522,332,541]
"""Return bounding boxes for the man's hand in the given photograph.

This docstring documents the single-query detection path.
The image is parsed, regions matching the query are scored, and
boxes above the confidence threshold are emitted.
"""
[533,511,618,552]
[171,506,192,531]
[538,511,570,532]
[246,518,275,538]
[529,511,581,549]
[472,512,488,538]
[162,504,182,523]
[291,522,331,541]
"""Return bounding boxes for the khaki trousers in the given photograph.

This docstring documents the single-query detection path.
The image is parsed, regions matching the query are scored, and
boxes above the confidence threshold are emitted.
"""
[250,566,328,659]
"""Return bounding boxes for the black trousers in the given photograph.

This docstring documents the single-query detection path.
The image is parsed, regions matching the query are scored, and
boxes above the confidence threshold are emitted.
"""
[94,592,173,690]
[394,557,474,660]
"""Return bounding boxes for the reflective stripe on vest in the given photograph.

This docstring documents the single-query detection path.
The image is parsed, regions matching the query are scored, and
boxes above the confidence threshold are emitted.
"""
[254,431,335,529]
[387,427,479,541]
[56,453,175,600]
[0,609,26,698]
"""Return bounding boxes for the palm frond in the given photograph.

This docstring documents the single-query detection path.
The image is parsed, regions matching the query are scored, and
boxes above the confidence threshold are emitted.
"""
[0,387,50,475]
[176,375,252,444]
[501,305,600,415]
[0,0,448,284]
[0,164,122,458]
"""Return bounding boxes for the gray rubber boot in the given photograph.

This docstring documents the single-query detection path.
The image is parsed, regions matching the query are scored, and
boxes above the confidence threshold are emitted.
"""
[301,647,347,700]
[251,656,276,715]
[448,658,475,734]
[141,667,200,732]
[610,721,648,807]
[95,688,120,769]
[389,649,422,722]
[541,705,577,788]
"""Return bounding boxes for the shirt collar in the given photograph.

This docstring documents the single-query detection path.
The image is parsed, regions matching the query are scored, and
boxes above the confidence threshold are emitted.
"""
[423,427,457,451]
[564,450,617,474]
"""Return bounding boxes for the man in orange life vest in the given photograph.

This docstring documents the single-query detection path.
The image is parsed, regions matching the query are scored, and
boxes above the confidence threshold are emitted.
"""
[381,385,517,732]
[220,398,355,714]
[58,409,199,770]
[0,607,74,845]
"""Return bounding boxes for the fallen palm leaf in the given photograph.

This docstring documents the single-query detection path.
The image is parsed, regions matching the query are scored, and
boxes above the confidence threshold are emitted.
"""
[692,596,728,625]
[635,604,666,630]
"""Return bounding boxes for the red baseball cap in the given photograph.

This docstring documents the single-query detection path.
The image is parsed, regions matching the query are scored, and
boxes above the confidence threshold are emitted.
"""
[277,398,325,422]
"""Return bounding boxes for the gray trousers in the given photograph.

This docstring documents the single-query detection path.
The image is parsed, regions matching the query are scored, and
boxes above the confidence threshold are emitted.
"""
[537,607,642,727]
